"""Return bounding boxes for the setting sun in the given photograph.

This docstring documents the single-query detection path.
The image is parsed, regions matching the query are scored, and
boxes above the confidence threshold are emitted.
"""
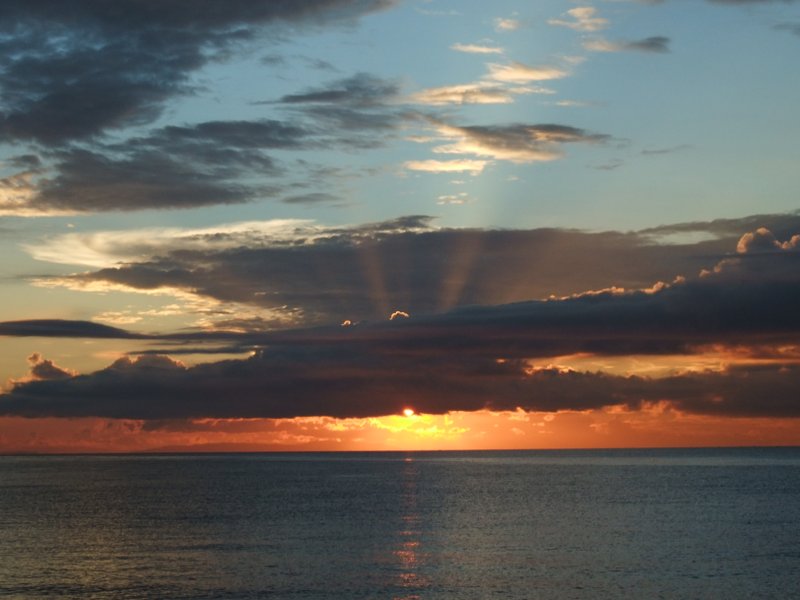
[403,408,415,417]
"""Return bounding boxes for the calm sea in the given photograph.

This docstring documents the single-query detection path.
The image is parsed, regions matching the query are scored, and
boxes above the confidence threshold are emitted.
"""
[1,449,798,599]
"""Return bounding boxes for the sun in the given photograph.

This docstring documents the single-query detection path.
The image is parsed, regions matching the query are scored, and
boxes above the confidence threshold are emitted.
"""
[403,408,415,417]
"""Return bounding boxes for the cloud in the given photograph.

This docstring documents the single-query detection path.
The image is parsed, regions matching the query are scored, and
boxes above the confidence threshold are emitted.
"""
[30,148,273,214]
[548,7,608,32]
[774,22,800,37]
[641,144,692,155]
[0,118,331,214]
[23,213,799,331]
[437,192,471,205]
[0,319,146,339]
[2,335,800,421]
[584,36,670,53]
[0,0,397,145]
[26,353,77,381]
[404,159,489,174]
[409,83,538,106]
[274,72,410,147]
[494,17,522,32]
[428,122,609,163]
[278,72,399,107]
[4,224,800,421]
[486,62,569,83]
[450,43,504,54]
[282,192,342,205]
[408,58,560,107]
[2,106,418,215]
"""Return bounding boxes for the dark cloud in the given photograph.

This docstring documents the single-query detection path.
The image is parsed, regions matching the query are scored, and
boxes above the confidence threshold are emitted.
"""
[261,54,338,71]
[428,121,611,163]
[7,154,41,170]
[0,0,397,144]
[282,192,342,205]
[640,211,800,243]
[625,36,670,53]
[5,74,405,212]
[278,73,399,107]
[774,22,800,36]
[50,216,752,324]
[0,319,147,339]
[26,353,75,380]
[22,119,320,212]
[272,73,412,148]
[3,224,800,420]
[462,123,609,145]
[32,148,264,212]
[3,352,800,420]
[586,36,670,53]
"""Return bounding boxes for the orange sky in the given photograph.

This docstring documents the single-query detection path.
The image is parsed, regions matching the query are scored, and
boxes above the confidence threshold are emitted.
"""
[2,408,798,454]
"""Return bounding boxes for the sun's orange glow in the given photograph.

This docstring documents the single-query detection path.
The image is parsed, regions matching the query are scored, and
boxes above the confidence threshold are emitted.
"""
[403,408,415,417]
[1,408,798,454]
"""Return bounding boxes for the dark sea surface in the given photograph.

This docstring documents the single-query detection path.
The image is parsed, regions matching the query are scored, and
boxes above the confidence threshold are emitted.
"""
[1,448,799,599]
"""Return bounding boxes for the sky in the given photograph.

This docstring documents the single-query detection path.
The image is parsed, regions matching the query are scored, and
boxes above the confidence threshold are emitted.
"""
[1,0,800,453]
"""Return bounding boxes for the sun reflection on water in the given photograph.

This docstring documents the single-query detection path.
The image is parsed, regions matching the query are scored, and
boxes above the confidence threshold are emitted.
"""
[391,455,428,599]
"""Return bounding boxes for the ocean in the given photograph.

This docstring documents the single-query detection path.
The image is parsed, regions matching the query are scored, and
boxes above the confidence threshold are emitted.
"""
[1,448,798,599]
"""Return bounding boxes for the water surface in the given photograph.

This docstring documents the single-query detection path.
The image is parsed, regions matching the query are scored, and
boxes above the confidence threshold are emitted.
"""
[1,448,798,598]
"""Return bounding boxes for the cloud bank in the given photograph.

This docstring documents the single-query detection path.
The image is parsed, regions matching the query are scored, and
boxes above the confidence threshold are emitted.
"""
[3,220,800,422]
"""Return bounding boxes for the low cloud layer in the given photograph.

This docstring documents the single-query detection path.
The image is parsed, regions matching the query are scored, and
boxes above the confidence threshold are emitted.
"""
[3,221,800,421]
[24,212,800,327]
[3,352,800,421]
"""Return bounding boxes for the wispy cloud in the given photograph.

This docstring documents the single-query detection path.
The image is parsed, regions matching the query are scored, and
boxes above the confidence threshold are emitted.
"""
[409,82,548,106]
[774,22,800,37]
[451,43,504,54]
[487,62,569,83]
[428,122,609,163]
[583,36,670,53]
[494,17,522,32]
[548,7,608,32]
[404,159,489,174]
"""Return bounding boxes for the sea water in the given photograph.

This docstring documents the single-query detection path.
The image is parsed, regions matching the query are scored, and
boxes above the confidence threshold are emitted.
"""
[1,448,799,599]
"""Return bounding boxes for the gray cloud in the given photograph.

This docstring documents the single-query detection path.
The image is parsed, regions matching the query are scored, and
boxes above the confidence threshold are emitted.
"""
[2,352,800,421]
[774,22,800,36]
[424,121,611,163]
[32,148,271,212]
[282,192,342,205]
[54,227,708,323]
[625,36,671,52]
[4,222,800,420]
[0,319,147,339]
[584,36,670,53]
[272,73,413,148]
[6,90,421,213]
[7,154,42,170]
[44,212,787,325]
[0,0,397,144]
[14,119,329,212]
[26,353,75,380]
[278,73,399,107]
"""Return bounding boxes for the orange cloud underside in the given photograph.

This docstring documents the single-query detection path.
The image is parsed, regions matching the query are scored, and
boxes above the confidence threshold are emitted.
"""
[2,407,799,454]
